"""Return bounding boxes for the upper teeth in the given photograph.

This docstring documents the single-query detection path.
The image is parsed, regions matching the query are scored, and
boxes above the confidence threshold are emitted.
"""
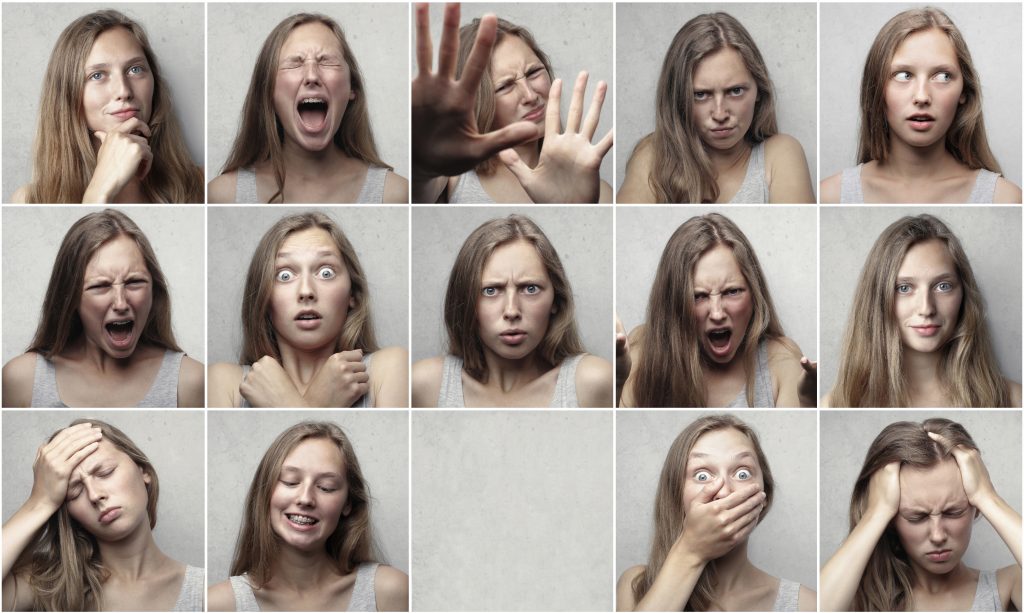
[301,98,324,104]
[287,514,317,525]
[297,314,318,319]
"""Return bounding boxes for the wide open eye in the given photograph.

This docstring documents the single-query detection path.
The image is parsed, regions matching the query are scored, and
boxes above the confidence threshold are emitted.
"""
[735,468,753,480]
[276,270,294,283]
[694,470,712,482]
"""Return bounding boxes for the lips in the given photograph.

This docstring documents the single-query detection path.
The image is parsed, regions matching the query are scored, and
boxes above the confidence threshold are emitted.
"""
[295,310,323,330]
[925,549,952,562]
[105,319,135,348]
[522,105,545,122]
[907,114,936,131]
[911,324,941,337]
[296,95,329,132]
[706,328,733,355]
[110,107,139,121]
[98,507,122,525]
[499,329,527,346]
[285,512,320,531]
[708,126,736,139]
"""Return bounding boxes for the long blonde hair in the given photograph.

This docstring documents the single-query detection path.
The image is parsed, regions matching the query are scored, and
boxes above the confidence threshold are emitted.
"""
[632,415,775,609]
[857,7,1000,172]
[240,211,378,364]
[649,13,777,203]
[220,13,389,203]
[13,419,159,611]
[633,214,783,407]
[27,10,202,203]
[230,421,376,587]
[831,214,1008,407]
[848,418,978,611]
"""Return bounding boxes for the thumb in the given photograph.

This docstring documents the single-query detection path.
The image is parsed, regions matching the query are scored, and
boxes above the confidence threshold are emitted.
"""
[479,121,541,159]
[499,148,531,184]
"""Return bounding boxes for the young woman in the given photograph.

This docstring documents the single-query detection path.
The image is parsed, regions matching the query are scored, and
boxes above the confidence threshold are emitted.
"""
[617,12,814,204]
[208,13,407,204]
[208,212,407,408]
[207,421,408,611]
[821,418,1021,611]
[1,209,204,408]
[412,3,613,204]
[412,214,612,407]
[2,419,203,611]
[825,214,1021,408]
[11,10,203,204]
[820,7,1022,204]
[617,213,815,408]
[617,414,815,611]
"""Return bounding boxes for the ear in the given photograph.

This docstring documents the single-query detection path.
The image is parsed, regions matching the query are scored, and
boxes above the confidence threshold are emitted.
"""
[349,296,356,310]
[959,93,966,105]
[342,503,352,517]
[142,468,152,485]
[349,90,356,101]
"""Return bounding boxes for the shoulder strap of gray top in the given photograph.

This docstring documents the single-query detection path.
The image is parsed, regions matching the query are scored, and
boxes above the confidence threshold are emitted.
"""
[356,167,389,204]
[172,566,205,612]
[840,164,864,204]
[772,578,801,612]
[550,354,585,408]
[438,354,465,408]
[970,569,1002,612]
[968,169,1000,204]
[31,353,65,408]
[230,575,260,612]
[728,140,768,204]
[138,350,184,408]
[348,562,380,612]
[234,167,259,204]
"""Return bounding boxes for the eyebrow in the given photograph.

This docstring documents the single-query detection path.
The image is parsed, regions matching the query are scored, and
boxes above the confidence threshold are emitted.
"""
[276,250,341,260]
[895,272,957,283]
[890,63,958,73]
[85,56,147,71]
[689,451,756,460]
[280,466,342,479]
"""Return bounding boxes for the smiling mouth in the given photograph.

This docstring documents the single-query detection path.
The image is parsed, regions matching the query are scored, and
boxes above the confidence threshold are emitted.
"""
[105,320,135,346]
[297,97,328,131]
[286,513,319,526]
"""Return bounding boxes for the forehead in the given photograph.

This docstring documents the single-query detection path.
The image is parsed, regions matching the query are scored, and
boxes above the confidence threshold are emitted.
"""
[892,27,958,66]
[281,22,343,56]
[693,244,745,285]
[72,439,130,476]
[87,26,146,64]
[693,46,753,88]
[282,437,346,473]
[687,427,759,466]
[481,239,549,279]
[897,239,956,276]
[899,459,968,507]
[85,235,148,273]
[278,227,342,257]
[490,35,541,74]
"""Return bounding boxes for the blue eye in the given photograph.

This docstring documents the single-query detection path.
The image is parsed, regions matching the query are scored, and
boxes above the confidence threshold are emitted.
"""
[523,284,540,295]
[729,86,745,96]
[694,470,712,482]
[693,91,708,101]
[934,72,952,83]
[89,72,104,81]
[317,267,336,280]
[128,65,144,76]
[896,283,912,294]
[735,468,752,480]
[482,287,498,297]
[936,281,953,292]
[276,270,294,282]
[893,71,913,82]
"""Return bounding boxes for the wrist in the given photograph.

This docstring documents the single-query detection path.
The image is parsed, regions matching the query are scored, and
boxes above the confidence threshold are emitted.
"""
[82,178,115,204]
[24,494,60,518]
[971,488,1003,516]
[667,533,711,569]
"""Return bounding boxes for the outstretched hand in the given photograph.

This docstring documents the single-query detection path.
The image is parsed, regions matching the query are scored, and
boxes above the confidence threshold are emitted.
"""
[798,357,817,408]
[499,72,613,204]
[412,3,541,180]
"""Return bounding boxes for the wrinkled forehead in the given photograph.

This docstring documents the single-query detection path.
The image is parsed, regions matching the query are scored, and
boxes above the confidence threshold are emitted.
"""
[686,427,760,468]
[899,459,968,508]
[490,35,542,76]
[70,439,131,480]
[84,235,150,276]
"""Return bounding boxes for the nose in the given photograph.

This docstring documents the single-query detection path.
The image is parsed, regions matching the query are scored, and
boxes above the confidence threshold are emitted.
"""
[112,283,129,312]
[515,78,540,104]
[111,72,133,102]
[302,59,322,86]
[913,79,931,106]
[502,292,521,322]
[916,289,935,317]
[84,478,106,505]
[298,273,316,303]
[710,94,729,123]
[296,482,316,508]
[708,294,727,323]
[928,516,948,545]
[713,476,734,500]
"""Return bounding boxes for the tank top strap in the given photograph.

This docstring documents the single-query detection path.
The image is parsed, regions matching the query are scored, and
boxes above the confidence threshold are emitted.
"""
[437,354,465,408]
[449,169,497,204]
[971,569,1002,612]
[751,340,775,408]
[839,165,865,204]
[234,167,259,204]
[138,350,184,408]
[550,354,585,408]
[229,575,260,612]
[772,578,801,612]
[355,166,389,204]
[348,562,379,612]
[172,565,205,612]
[728,141,768,204]
[31,353,66,408]
[968,169,1000,204]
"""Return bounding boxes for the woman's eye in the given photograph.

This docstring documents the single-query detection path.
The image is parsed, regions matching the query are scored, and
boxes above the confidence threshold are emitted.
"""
[495,82,512,94]
[945,508,967,518]
[936,281,953,292]
[893,71,912,82]
[482,287,498,297]
[98,467,115,478]
[318,486,338,493]
[279,480,298,487]
[735,468,752,480]
[729,86,745,96]
[934,72,953,83]
[896,283,912,294]
[527,67,545,79]
[693,91,708,101]
[907,515,926,523]
[127,65,144,76]
[126,279,147,287]
[724,288,743,297]
[276,270,294,282]
[66,486,82,500]
[523,284,540,295]
[316,267,336,280]
[88,71,104,81]
[694,293,708,302]
[694,470,712,482]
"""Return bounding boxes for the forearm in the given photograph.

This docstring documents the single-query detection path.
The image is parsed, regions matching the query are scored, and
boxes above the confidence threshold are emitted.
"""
[633,543,706,612]
[820,513,890,611]
[977,491,1022,565]
[2,499,56,581]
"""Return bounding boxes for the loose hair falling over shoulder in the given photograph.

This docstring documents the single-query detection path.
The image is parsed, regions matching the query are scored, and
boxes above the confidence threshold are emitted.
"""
[849,418,978,611]
[857,7,1000,172]
[455,18,554,176]
[240,211,378,364]
[221,13,389,203]
[633,213,783,407]
[649,13,777,203]
[27,208,181,358]
[444,215,584,382]
[831,214,1008,407]
[230,422,377,586]
[27,10,202,203]
[632,415,775,609]
[12,419,159,612]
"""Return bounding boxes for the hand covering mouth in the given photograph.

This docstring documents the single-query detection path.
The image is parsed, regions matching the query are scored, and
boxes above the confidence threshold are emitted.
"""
[297,96,329,130]
[295,310,322,321]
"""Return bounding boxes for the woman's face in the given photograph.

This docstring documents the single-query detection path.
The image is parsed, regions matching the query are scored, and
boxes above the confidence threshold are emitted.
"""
[894,459,973,575]
[82,26,154,133]
[681,427,765,519]
[79,235,153,359]
[269,437,349,551]
[475,239,555,363]
[270,227,353,354]
[893,239,963,354]
[883,28,966,150]
[489,35,551,136]
[692,244,753,365]
[273,22,355,152]
[65,438,151,540]
[691,46,758,152]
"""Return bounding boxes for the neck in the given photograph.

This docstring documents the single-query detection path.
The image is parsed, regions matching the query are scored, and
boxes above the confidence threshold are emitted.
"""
[71,337,136,374]
[277,343,336,394]
[267,545,339,591]
[95,523,168,582]
[910,560,971,594]
[481,348,548,392]
[880,138,960,180]
[902,346,944,390]
[707,140,752,174]
[709,540,759,594]
[280,140,348,180]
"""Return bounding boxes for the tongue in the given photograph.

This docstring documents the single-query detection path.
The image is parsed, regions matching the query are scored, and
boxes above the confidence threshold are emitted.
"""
[298,107,327,129]
[108,324,131,342]
[709,332,730,348]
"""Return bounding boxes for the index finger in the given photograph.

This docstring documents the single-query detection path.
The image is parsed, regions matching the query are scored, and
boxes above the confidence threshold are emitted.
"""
[457,13,497,92]
[415,3,433,76]
[716,482,764,510]
[336,349,365,362]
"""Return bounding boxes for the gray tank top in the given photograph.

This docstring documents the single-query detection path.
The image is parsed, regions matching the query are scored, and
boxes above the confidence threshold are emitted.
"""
[234,166,389,204]
[839,164,999,203]
[30,350,184,408]
[724,340,774,408]
[971,569,1001,612]
[772,578,801,612]
[228,562,379,612]
[448,169,497,204]
[727,141,769,204]
[437,353,584,408]
[172,565,205,612]
[239,353,373,408]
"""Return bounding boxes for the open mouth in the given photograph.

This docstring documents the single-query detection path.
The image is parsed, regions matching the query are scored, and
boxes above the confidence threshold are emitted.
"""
[708,328,731,348]
[297,97,328,131]
[286,513,319,527]
[105,320,135,347]
[907,115,935,129]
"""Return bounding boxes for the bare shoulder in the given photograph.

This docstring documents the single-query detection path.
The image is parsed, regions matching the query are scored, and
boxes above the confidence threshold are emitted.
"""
[2,352,39,408]
[3,571,35,611]
[383,171,410,204]
[574,354,613,408]
[9,184,30,204]
[996,564,1020,610]
[208,362,244,408]
[369,346,409,408]
[411,355,445,408]
[599,179,613,204]
[617,134,656,203]
[374,565,410,612]
[767,336,803,364]
[177,356,205,408]
[994,176,1023,204]
[764,133,806,163]
[798,584,817,612]
[208,171,238,204]
[819,171,842,204]
[615,564,645,611]
[207,579,236,612]
[1004,377,1022,408]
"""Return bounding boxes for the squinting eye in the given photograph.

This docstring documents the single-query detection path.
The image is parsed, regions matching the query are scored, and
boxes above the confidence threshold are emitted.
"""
[693,91,708,101]
[316,267,336,280]
[276,270,294,282]
[495,82,513,94]
[735,468,752,480]
[724,288,743,297]
[694,293,708,302]
[694,470,712,482]
[893,71,912,82]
